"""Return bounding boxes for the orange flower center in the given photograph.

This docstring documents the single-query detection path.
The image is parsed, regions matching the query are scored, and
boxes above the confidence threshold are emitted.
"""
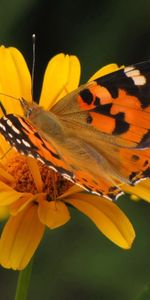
[5,153,73,199]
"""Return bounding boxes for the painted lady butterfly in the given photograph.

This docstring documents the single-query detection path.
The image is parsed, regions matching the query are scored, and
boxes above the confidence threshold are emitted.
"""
[0,61,150,201]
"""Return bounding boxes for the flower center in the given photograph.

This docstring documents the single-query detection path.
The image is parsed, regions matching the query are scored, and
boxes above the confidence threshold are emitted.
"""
[5,153,73,198]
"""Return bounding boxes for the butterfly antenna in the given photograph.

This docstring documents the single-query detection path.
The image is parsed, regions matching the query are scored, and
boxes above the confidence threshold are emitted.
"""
[0,37,37,107]
[0,93,20,102]
[31,33,36,101]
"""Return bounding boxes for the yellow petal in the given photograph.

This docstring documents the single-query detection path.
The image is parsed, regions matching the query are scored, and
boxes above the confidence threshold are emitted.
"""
[9,194,35,216]
[123,180,150,203]
[38,199,70,229]
[65,194,135,249]
[0,139,19,164]
[0,166,15,185]
[0,46,32,115]
[0,203,45,270]
[0,181,26,205]
[0,134,11,154]
[58,185,83,199]
[26,157,43,192]
[130,195,140,201]
[56,55,81,100]
[0,206,9,220]
[89,64,124,81]
[39,53,80,109]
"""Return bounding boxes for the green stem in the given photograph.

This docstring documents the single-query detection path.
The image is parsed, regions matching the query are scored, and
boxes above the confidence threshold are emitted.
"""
[14,258,34,300]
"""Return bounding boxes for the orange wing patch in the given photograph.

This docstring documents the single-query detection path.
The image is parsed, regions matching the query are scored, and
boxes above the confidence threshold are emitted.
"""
[119,148,150,184]
[76,62,150,149]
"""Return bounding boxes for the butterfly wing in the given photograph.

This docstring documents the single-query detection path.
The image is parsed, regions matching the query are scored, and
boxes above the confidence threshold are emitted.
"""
[51,60,150,149]
[50,60,150,186]
[0,114,123,200]
[0,114,75,179]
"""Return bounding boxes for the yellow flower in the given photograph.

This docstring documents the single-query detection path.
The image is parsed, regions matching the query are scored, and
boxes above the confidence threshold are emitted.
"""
[0,47,135,270]
[123,180,150,203]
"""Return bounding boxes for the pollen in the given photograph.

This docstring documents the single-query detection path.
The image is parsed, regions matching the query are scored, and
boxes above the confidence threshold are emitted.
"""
[5,154,38,193]
[5,153,73,197]
[38,163,73,197]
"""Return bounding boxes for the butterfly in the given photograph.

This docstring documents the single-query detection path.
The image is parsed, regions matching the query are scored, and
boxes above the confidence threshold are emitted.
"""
[0,60,150,201]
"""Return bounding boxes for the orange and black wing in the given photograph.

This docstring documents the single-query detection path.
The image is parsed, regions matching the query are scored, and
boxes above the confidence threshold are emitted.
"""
[0,114,123,200]
[52,60,150,149]
[0,114,75,180]
[50,60,150,189]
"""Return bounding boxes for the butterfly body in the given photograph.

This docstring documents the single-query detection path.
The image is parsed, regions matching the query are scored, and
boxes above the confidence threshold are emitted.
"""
[1,61,150,200]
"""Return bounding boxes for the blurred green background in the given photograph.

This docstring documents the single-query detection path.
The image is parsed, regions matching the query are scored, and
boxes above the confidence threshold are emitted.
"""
[0,0,150,299]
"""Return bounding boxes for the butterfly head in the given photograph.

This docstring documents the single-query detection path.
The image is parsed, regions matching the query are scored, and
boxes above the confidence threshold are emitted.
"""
[20,98,38,118]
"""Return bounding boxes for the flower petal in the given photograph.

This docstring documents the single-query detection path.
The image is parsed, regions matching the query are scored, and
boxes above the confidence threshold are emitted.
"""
[0,203,45,270]
[9,194,36,216]
[123,180,150,203]
[38,199,70,229]
[65,194,135,249]
[58,185,83,199]
[26,157,43,192]
[56,55,81,100]
[0,207,9,220]
[0,135,11,154]
[0,166,15,185]
[0,46,32,115]
[39,54,80,109]
[0,181,27,206]
[89,64,124,81]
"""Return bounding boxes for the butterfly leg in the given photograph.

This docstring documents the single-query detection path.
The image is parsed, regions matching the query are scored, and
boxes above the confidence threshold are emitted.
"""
[0,147,12,160]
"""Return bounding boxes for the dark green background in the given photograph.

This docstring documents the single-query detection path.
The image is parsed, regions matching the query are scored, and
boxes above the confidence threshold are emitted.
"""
[0,0,150,299]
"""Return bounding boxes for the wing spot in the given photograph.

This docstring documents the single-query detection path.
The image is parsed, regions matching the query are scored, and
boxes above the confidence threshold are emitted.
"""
[111,112,129,135]
[86,115,93,124]
[37,157,45,164]
[62,173,74,183]
[143,160,149,167]
[16,138,21,144]
[80,89,93,105]
[129,171,139,184]
[82,178,88,182]
[0,123,6,131]
[138,129,150,148]
[125,68,140,77]
[28,153,34,158]
[132,75,146,86]
[6,119,13,127]
[22,139,31,148]
[92,103,112,115]
[125,67,146,86]
[12,125,20,134]
[108,186,118,192]
[92,190,101,196]
[143,167,150,178]
[113,119,130,135]
[131,154,140,162]
[49,166,58,172]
